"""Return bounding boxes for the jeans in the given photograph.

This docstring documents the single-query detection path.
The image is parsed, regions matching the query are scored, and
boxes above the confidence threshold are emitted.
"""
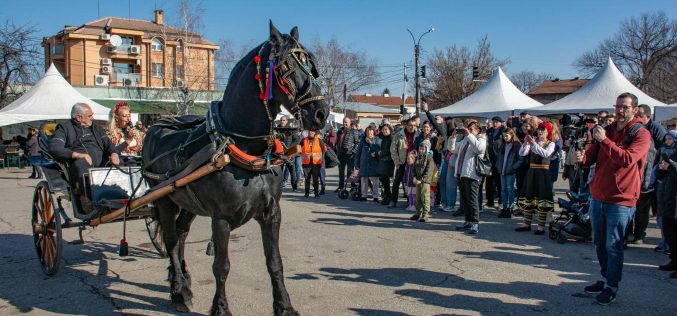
[439,159,448,206]
[590,200,635,288]
[361,176,380,199]
[500,174,516,209]
[294,156,303,180]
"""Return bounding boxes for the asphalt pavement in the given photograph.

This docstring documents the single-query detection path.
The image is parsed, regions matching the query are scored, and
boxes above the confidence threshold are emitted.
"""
[0,166,674,315]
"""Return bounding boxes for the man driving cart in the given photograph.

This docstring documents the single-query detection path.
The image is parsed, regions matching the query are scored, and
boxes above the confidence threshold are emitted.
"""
[49,103,120,213]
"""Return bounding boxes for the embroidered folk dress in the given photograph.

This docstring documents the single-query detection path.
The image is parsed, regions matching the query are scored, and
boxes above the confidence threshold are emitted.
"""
[517,140,555,213]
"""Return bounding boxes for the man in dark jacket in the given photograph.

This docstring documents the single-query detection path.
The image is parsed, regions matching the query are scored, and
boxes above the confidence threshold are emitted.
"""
[277,116,301,191]
[656,143,677,278]
[336,117,361,191]
[637,104,667,148]
[49,103,119,212]
[485,116,505,207]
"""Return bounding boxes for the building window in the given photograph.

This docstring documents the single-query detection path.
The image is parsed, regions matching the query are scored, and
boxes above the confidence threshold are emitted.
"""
[152,63,163,78]
[152,38,163,52]
[121,36,134,46]
[113,63,134,74]
[176,65,184,79]
[176,41,183,53]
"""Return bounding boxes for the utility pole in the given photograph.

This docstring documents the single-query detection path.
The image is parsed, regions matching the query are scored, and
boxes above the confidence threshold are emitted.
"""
[401,63,407,117]
[407,28,434,115]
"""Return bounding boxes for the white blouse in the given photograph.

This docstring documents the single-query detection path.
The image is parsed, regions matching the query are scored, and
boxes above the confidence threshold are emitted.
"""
[519,140,555,158]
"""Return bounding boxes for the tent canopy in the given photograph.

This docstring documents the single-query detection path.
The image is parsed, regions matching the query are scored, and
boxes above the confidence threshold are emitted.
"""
[0,64,111,127]
[529,58,666,115]
[431,67,543,119]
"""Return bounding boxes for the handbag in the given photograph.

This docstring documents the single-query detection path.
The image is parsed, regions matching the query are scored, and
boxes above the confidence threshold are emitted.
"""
[474,153,492,177]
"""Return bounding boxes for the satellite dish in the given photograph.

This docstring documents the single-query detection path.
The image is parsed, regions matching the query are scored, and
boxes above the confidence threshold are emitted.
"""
[109,35,122,47]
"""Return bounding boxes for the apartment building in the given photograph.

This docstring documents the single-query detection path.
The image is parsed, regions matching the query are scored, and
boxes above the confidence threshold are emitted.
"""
[42,10,219,90]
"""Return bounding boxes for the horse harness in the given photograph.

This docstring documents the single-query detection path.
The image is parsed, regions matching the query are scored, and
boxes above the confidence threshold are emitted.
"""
[142,40,323,187]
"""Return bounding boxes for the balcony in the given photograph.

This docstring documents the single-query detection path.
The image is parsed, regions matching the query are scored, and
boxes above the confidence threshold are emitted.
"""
[50,44,65,58]
[114,73,141,87]
[107,45,142,58]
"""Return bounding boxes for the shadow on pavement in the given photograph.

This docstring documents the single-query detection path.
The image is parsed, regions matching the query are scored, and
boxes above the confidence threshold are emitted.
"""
[0,233,182,315]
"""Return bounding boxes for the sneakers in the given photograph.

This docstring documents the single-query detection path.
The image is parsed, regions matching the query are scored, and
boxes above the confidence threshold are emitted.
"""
[439,205,452,212]
[584,281,605,294]
[497,208,512,218]
[595,287,616,305]
[410,214,420,221]
[466,223,479,235]
[405,205,417,212]
[456,222,472,231]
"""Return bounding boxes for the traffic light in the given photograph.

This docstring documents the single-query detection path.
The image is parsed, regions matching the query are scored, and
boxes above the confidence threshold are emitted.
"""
[472,66,479,80]
[400,104,405,115]
[420,65,426,78]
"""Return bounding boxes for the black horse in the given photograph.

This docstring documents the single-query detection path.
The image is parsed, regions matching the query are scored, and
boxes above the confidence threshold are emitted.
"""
[142,22,328,315]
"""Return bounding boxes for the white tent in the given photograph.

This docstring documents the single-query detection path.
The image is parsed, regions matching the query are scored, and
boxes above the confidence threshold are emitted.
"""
[0,64,111,127]
[430,67,543,119]
[655,104,677,122]
[529,58,666,115]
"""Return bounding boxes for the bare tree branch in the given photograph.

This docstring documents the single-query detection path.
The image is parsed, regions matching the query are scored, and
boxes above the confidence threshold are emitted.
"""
[0,19,41,108]
[510,71,554,93]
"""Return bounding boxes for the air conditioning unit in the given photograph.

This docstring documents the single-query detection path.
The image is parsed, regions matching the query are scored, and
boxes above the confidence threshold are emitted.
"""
[129,45,141,54]
[100,34,111,41]
[101,66,111,73]
[123,78,136,87]
[101,58,112,65]
[175,79,186,88]
[94,75,109,86]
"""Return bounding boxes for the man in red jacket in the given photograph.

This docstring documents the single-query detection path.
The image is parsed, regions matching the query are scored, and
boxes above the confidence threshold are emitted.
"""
[576,92,651,305]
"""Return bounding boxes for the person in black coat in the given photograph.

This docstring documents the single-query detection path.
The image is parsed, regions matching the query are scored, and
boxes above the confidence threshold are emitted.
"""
[336,117,361,190]
[26,127,42,178]
[277,116,301,191]
[376,124,395,205]
[496,128,524,218]
[49,103,119,212]
[485,116,505,208]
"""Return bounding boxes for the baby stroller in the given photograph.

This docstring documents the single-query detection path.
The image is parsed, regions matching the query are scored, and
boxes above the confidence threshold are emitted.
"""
[338,169,361,200]
[549,191,592,244]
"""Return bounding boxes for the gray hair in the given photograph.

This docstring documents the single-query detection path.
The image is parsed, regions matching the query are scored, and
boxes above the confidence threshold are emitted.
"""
[71,103,91,119]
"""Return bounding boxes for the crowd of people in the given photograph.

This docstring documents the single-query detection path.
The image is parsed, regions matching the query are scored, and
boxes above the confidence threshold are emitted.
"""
[13,95,677,306]
[280,93,676,305]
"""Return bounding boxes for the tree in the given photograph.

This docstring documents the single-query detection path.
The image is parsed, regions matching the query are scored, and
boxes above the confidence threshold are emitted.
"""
[423,35,508,109]
[575,12,677,103]
[382,87,391,95]
[0,19,41,108]
[214,39,256,91]
[311,37,379,108]
[510,71,554,93]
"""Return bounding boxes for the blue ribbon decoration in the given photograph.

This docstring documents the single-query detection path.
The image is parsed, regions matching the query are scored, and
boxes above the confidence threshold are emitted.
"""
[267,61,274,100]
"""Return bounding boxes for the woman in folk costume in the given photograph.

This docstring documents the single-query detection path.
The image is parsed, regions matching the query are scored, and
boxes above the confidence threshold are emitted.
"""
[301,129,326,198]
[105,102,144,156]
[515,122,556,235]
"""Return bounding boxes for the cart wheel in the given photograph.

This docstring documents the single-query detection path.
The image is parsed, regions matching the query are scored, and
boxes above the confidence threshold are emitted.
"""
[145,217,166,257]
[557,233,567,244]
[32,181,62,276]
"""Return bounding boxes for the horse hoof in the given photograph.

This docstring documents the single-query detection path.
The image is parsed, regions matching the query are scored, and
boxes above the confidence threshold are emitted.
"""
[171,293,193,313]
[274,307,300,316]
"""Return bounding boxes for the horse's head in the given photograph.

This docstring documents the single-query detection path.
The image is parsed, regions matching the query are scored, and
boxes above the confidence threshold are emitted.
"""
[265,21,329,131]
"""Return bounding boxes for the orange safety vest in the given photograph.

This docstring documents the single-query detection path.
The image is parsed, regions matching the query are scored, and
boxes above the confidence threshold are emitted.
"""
[302,137,323,165]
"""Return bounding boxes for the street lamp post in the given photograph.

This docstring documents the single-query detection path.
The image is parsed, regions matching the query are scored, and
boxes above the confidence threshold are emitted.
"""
[407,27,434,114]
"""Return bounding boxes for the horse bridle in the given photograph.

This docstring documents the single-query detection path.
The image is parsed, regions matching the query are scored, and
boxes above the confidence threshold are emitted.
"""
[255,40,324,133]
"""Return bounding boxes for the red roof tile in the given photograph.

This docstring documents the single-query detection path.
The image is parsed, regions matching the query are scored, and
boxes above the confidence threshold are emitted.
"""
[528,79,589,95]
[349,95,414,107]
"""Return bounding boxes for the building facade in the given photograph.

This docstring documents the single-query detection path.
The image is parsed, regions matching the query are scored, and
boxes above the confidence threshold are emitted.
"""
[528,78,589,104]
[42,10,219,91]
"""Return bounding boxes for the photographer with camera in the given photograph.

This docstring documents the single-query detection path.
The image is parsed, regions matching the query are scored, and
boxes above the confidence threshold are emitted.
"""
[576,92,651,305]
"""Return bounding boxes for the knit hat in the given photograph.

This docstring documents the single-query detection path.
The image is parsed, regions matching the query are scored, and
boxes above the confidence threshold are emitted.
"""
[420,139,431,151]
[666,130,677,142]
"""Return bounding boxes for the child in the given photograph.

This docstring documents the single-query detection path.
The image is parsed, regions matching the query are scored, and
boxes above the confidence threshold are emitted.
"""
[411,139,435,222]
[403,151,417,212]
[497,128,523,218]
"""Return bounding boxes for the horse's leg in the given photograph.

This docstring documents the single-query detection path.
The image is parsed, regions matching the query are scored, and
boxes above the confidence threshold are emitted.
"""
[175,209,197,288]
[258,203,299,316]
[210,217,233,316]
[156,198,193,312]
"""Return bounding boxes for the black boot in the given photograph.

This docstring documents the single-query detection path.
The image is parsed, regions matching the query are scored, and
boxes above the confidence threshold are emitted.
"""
[320,186,325,195]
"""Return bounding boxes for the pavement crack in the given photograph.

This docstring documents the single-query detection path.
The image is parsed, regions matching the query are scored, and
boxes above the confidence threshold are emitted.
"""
[64,259,123,311]
[0,217,16,231]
